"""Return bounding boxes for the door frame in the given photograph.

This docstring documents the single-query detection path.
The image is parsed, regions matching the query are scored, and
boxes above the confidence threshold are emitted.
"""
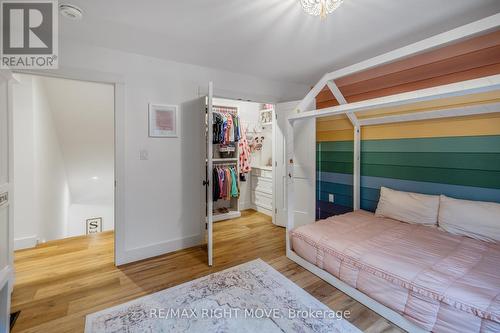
[10,68,126,266]
[274,101,303,228]
[211,95,278,224]
[0,69,17,333]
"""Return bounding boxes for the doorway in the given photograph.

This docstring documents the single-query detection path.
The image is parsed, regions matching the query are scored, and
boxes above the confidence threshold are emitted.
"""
[11,74,115,253]
[210,97,276,223]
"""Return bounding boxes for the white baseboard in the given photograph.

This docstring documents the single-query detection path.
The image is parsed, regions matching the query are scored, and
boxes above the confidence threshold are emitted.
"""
[252,204,272,217]
[14,235,37,250]
[116,234,202,266]
[239,201,252,211]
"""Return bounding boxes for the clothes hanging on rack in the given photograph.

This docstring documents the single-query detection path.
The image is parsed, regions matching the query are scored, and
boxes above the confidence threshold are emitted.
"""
[213,111,241,145]
[230,167,239,197]
[212,165,239,201]
[239,127,252,175]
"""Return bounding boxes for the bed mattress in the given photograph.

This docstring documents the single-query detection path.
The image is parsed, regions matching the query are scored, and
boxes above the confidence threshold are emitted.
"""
[290,210,500,333]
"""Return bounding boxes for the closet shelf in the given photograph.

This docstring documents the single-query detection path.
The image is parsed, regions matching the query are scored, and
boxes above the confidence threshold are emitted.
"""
[213,210,241,222]
[213,158,238,162]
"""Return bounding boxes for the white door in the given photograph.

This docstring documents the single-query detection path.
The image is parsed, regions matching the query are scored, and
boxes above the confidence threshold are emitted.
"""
[205,82,214,266]
[176,95,209,266]
[0,72,14,333]
[275,101,316,229]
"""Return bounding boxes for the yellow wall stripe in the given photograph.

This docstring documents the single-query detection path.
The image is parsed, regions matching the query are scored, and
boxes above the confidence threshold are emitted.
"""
[317,112,500,142]
[357,91,500,119]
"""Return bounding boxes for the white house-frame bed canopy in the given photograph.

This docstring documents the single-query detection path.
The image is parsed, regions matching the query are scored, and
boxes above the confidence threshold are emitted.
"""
[285,13,500,333]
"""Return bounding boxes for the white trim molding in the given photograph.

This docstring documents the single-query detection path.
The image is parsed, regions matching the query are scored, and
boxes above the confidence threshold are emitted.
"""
[117,234,202,266]
[14,236,38,250]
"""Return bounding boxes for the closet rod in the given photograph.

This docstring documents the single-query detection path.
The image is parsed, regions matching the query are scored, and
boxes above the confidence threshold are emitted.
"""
[214,162,237,166]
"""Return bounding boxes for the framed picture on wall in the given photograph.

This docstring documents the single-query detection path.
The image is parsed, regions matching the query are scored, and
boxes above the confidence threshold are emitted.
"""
[86,217,102,234]
[148,103,179,138]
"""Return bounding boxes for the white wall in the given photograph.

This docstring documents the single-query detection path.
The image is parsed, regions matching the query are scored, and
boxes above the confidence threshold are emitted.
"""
[12,75,37,249]
[32,76,72,243]
[40,77,115,239]
[40,77,115,207]
[47,40,308,264]
[13,75,71,248]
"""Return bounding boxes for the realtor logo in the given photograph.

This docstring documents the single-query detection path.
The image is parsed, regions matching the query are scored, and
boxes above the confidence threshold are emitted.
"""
[1,0,58,69]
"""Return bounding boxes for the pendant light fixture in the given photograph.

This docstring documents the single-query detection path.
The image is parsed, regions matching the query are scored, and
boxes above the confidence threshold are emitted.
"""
[300,0,344,19]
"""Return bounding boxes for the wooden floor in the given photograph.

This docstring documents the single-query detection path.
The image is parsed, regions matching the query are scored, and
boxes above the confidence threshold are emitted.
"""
[11,210,403,333]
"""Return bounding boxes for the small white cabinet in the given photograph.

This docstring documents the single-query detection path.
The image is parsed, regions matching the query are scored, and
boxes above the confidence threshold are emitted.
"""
[251,166,273,216]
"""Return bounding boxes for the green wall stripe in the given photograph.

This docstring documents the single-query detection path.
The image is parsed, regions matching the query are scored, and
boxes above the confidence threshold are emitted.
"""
[317,151,353,163]
[319,135,500,153]
[317,185,381,203]
[362,165,500,189]
[318,163,500,189]
[319,162,353,174]
[318,141,354,152]
[317,135,500,190]
[318,152,500,171]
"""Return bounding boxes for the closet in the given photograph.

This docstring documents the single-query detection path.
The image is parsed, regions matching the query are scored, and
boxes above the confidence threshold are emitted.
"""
[211,105,242,221]
[207,97,276,223]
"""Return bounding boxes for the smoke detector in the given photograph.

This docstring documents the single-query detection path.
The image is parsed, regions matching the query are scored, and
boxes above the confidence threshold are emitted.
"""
[59,4,83,20]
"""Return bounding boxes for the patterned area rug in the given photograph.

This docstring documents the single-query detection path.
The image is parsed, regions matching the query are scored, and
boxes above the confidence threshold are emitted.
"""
[85,259,360,333]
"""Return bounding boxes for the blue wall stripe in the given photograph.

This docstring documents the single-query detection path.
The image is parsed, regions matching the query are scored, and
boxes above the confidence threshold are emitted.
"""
[317,172,500,203]
[317,171,352,186]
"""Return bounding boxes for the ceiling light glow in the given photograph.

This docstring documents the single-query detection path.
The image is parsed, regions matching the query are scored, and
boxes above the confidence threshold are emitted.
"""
[300,0,344,19]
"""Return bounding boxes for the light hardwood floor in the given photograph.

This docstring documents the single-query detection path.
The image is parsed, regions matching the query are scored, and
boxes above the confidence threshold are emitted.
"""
[12,210,403,333]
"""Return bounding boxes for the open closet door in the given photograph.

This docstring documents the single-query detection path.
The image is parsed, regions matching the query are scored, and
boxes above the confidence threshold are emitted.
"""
[177,95,208,265]
[176,93,211,268]
[205,82,214,266]
[0,71,14,333]
[275,101,316,229]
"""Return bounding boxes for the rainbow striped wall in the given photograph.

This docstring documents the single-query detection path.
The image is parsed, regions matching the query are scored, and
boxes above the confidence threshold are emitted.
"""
[316,115,500,220]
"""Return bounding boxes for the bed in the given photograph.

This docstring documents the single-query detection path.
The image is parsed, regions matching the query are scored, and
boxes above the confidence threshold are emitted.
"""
[290,210,500,333]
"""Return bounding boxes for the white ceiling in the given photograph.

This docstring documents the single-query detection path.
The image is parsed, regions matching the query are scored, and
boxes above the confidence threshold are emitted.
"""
[58,0,500,85]
[39,76,115,206]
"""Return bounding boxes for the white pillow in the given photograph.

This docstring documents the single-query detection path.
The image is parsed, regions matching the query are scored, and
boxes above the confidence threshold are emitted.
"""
[438,195,500,243]
[375,187,440,226]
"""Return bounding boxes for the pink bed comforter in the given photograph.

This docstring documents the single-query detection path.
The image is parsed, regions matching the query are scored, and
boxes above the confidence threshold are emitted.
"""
[290,210,500,333]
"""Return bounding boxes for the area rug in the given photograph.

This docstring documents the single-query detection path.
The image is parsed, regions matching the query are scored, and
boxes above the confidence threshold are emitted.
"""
[85,259,360,333]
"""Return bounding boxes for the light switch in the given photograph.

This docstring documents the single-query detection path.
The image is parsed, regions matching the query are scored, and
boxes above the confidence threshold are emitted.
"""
[140,149,149,160]
[328,194,335,203]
